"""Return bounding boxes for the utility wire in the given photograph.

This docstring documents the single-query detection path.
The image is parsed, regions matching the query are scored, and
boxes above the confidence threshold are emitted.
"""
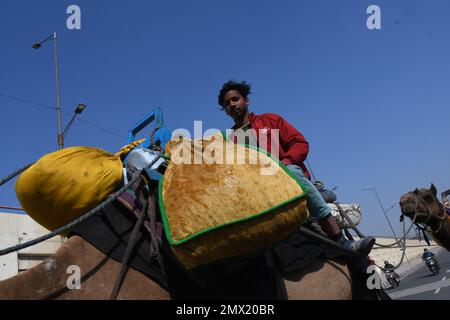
[0,93,126,139]
[0,93,55,111]
[69,117,126,139]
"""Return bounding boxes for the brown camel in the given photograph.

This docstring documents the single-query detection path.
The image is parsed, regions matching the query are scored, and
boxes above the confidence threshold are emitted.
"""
[0,235,353,300]
[0,170,381,300]
[400,184,450,251]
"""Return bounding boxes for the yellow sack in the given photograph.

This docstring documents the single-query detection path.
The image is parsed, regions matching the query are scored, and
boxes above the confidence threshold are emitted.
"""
[160,133,309,269]
[15,141,144,232]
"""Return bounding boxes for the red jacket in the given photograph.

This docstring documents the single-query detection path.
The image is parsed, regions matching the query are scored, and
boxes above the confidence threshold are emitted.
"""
[232,112,311,179]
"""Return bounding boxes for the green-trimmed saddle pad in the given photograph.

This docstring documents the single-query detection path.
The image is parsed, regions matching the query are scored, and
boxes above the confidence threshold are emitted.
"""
[159,134,309,269]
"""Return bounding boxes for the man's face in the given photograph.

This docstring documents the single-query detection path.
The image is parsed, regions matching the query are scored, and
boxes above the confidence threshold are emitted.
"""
[222,90,249,122]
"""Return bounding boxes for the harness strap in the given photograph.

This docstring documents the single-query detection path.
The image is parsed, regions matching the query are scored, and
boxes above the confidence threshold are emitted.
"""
[145,191,165,275]
[297,226,360,257]
[430,206,448,234]
[109,172,165,299]
[110,199,147,300]
[408,199,447,235]
[131,173,164,273]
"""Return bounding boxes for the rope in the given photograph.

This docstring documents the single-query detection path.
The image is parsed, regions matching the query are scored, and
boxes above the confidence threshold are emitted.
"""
[0,162,35,186]
[0,206,24,211]
[372,200,424,249]
[375,219,408,272]
[373,201,434,272]
[373,221,416,248]
[328,202,420,272]
[334,202,414,249]
[0,173,143,257]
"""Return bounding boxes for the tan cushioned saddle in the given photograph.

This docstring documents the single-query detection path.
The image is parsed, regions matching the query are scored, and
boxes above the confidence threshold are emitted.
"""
[159,133,309,269]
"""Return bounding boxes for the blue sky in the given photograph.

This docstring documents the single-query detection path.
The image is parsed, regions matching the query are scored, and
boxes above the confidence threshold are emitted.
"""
[1,0,449,237]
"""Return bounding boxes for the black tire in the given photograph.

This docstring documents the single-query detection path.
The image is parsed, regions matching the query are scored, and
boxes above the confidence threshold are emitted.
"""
[429,266,438,275]
[388,278,396,289]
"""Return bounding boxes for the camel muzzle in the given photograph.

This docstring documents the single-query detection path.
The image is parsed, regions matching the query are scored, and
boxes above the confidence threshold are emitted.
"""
[400,201,416,216]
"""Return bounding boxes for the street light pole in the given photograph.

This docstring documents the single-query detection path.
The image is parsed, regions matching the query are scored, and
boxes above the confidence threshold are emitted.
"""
[363,187,399,241]
[62,104,87,139]
[53,32,63,149]
[33,32,63,149]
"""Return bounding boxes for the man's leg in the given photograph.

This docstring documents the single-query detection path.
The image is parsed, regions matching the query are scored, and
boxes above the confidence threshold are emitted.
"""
[286,165,375,256]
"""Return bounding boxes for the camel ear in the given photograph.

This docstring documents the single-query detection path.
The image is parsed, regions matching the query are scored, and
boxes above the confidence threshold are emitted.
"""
[430,184,437,196]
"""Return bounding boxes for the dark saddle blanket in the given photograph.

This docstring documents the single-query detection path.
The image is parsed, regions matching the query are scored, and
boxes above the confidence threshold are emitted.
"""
[69,176,389,300]
[69,177,169,292]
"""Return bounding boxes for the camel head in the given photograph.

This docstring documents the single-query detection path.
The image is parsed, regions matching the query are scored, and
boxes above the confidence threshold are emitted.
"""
[399,184,443,225]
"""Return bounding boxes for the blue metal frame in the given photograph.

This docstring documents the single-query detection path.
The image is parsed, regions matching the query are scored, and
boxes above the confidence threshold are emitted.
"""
[126,107,171,150]
[124,108,171,181]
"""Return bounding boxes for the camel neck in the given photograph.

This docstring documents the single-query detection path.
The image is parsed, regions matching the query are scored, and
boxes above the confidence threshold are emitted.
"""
[431,214,449,234]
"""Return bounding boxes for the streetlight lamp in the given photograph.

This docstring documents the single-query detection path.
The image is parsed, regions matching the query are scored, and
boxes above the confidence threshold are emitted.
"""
[32,32,63,149]
[362,187,399,241]
[62,104,87,140]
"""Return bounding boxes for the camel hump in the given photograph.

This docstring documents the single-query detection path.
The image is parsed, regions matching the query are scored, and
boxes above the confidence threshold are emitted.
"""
[0,236,171,300]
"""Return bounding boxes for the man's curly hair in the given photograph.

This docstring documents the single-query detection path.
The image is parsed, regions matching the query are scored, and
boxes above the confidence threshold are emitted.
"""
[217,80,252,109]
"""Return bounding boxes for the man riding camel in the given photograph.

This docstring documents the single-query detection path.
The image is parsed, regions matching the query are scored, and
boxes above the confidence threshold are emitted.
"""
[217,80,375,255]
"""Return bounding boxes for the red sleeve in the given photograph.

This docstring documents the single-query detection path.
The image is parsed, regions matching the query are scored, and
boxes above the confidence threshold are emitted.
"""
[277,116,309,165]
